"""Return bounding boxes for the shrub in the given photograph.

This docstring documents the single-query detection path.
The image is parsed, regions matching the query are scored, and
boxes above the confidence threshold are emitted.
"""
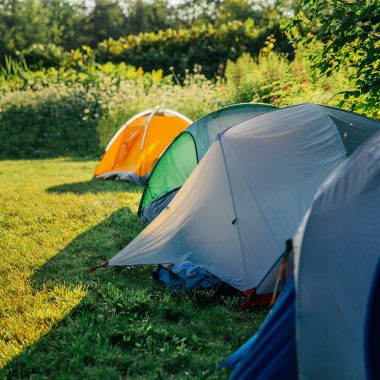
[18,43,67,70]
[97,20,292,78]
[0,84,102,158]
[1,41,375,160]
[224,40,353,111]
[0,64,225,159]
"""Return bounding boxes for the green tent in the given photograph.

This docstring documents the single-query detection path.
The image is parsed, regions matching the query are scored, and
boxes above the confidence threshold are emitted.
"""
[138,103,278,222]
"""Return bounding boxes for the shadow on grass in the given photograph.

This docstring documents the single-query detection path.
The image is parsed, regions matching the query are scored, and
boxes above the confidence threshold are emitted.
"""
[0,207,152,378]
[1,208,257,379]
[46,180,142,195]
[31,207,144,289]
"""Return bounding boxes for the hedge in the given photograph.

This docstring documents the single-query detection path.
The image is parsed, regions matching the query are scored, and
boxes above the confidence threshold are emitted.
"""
[96,20,291,78]
[1,20,291,77]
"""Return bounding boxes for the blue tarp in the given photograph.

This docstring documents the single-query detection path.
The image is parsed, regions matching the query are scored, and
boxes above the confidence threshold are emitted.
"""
[224,277,297,380]
[154,261,221,290]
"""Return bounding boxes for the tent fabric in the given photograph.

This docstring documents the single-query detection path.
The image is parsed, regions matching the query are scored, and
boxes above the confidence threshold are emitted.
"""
[94,108,191,184]
[138,103,278,222]
[139,131,198,219]
[109,104,380,293]
[366,259,380,380]
[224,277,297,380]
[294,130,380,380]
[226,130,380,380]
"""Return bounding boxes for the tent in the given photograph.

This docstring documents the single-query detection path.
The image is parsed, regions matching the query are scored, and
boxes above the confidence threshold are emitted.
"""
[106,104,380,298]
[138,103,278,222]
[224,129,380,380]
[94,108,192,184]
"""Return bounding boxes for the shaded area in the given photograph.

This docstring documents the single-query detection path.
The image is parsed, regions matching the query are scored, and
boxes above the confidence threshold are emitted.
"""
[0,94,103,159]
[1,208,263,379]
[47,180,142,195]
[31,207,144,289]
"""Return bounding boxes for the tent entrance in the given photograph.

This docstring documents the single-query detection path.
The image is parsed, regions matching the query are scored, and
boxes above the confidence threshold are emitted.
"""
[138,131,198,217]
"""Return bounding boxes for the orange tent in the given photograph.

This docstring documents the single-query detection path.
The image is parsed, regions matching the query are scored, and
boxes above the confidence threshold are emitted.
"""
[94,108,192,184]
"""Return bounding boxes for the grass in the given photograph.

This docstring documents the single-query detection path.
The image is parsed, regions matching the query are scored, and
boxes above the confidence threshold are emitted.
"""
[0,158,266,379]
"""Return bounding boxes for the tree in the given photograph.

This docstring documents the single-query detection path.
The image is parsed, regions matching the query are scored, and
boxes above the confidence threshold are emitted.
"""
[0,0,89,57]
[215,0,255,25]
[86,0,127,46]
[170,0,223,27]
[290,0,380,113]
[0,0,52,54]
[144,0,171,32]
[43,0,89,50]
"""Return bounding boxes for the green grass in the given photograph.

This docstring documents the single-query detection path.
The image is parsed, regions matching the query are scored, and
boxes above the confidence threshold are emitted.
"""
[0,158,266,379]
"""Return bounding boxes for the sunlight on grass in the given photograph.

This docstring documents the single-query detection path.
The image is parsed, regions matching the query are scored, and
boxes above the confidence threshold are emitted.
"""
[0,284,87,366]
[0,158,140,367]
[0,158,266,378]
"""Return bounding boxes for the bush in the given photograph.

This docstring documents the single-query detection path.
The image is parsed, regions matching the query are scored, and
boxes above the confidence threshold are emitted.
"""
[0,84,102,158]
[18,43,68,70]
[0,64,225,159]
[97,20,292,78]
[224,40,353,111]
[1,41,375,160]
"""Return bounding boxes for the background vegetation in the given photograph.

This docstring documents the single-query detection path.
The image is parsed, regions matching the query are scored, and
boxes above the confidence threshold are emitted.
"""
[0,0,296,50]
[0,41,356,159]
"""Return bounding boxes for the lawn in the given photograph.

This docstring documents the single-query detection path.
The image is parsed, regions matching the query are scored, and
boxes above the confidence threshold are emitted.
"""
[0,158,266,379]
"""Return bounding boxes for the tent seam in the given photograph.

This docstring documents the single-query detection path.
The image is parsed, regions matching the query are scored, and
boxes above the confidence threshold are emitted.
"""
[217,134,247,285]
[319,105,350,158]
[104,109,153,151]
[140,107,159,150]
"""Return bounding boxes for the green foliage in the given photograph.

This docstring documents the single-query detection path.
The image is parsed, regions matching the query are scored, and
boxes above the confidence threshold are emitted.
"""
[0,19,292,77]
[0,0,297,66]
[0,159,265,378]
[0,0,88,55]
[85,0,127,47]
[289,0,380,117]
[224,37,352,108]
[0,55,29,80]
[97,20,291,78]
[1,40,375,161]
[0,84,102,158]
[18,43,67,70]
[125,0,173,35]
[0,61,224,159]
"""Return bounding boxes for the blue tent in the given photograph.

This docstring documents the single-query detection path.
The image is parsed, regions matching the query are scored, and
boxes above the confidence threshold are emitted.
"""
[225,130,380,380]
[224,278,297,380]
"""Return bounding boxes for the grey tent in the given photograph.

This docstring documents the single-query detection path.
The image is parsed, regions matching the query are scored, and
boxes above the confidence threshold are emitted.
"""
[225,129,380,379]
[107,104,380,296]
[138,103,278,222]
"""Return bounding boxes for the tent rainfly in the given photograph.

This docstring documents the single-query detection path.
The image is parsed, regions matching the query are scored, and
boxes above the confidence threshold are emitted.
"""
[105,104,380,299]
[225,130,380,380]
[138,103,278,222]
[94,108,191,184]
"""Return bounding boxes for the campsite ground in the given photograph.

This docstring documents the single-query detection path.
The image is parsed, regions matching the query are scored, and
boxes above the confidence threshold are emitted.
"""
[0,158,266,379]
